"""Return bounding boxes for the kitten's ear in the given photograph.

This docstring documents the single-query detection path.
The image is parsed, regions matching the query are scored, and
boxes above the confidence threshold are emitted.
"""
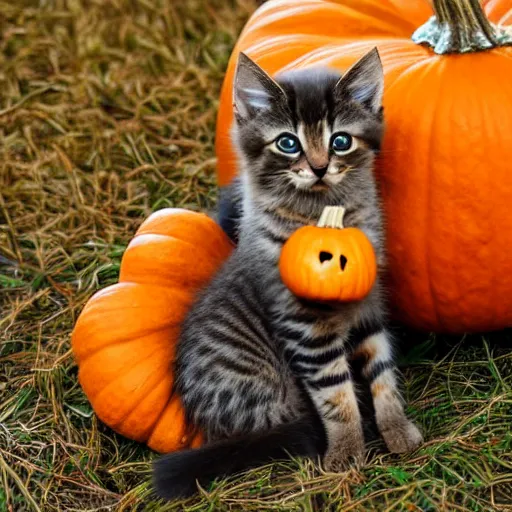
[335,48,384,114]
[233,53,286,120]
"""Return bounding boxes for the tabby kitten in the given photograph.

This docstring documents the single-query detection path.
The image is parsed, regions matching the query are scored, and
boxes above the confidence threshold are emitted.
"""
[153,48,422,500]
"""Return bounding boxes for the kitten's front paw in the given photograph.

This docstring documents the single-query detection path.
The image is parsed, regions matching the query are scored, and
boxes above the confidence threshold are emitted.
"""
[381,419,423,454]
[322,434,365,472]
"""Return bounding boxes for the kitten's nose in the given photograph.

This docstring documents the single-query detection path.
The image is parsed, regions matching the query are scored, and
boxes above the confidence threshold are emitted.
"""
[311,166,328,179]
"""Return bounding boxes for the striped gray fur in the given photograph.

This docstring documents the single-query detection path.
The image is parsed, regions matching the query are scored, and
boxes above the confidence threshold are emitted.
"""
[163,49,422,494]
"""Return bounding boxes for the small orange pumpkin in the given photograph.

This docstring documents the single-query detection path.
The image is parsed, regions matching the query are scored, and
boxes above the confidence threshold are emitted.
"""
[279,207,377,302]
[216,0,512,333]
[71,209,234,453]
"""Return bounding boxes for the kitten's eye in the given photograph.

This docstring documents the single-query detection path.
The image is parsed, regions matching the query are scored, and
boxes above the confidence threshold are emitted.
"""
[331,133,353,154]
[276,134,301,154]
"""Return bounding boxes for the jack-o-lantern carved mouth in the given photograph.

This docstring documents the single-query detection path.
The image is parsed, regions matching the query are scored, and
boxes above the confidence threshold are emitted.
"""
[319,251,348,270]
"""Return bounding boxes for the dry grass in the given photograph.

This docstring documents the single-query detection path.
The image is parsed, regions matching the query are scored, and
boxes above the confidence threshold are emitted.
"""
[0,1,511,511]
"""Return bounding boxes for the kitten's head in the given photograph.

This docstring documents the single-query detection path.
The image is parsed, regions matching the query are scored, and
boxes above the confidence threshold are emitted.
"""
[232,48,384,216]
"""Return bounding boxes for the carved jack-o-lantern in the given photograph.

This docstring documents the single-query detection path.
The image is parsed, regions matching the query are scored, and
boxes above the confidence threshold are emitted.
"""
[279,206,377,302]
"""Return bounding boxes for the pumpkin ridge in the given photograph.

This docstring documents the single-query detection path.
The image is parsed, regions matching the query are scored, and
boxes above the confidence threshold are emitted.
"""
[134,211,234,259]
[484,0,512,23]
[147,394,201,452]
[75,325,177,365]
[332,1,421,35]
[87,340,173,409]
[283,40,431,77]
[137,224,233,254]
[446,65,467,325]
[121,236,228,282]
[143,391,184,447]
[80,282,187,307]
[85,283,192,308]
[494,47,512,61]
[246,34,336,54]
[246,2,410,40]
[421,60,446,331]
[501,11,512,25]
[385,0,434,26]
[384,56,436,95]
[144,392,174,436]
[127,233,224,260]
[474,84,496,322]
[117,377,174,442]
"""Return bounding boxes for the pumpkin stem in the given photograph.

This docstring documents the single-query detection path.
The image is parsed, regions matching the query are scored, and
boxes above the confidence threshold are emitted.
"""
[318,206,345,229]
[412,0,512,54]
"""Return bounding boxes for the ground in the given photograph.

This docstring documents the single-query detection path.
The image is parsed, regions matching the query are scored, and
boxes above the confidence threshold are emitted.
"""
[0,1,511,511]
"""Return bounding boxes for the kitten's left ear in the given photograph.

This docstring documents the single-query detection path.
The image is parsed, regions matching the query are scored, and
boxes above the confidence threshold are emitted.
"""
[233,53,286,120]
[335,48,384,114]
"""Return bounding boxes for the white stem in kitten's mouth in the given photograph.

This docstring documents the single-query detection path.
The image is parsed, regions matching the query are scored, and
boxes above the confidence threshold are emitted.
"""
[318,206,346,229]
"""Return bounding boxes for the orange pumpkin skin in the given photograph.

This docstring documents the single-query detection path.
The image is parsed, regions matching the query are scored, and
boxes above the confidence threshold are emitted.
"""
[279,226,377,302]
[72,209,234,452]
[215,0,512,333]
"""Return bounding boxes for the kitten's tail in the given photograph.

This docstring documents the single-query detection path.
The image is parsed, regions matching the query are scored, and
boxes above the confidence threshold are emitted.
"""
[152,416,325,500]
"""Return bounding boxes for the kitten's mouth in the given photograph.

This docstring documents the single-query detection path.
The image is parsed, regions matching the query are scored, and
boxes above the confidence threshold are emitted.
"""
[292,166,349,192]
[310,181,329,191]
[292,169,331,191]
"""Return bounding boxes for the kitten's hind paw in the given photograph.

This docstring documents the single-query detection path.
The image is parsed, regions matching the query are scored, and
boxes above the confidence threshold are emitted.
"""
[322,435,365,473]
[381,419,423,454]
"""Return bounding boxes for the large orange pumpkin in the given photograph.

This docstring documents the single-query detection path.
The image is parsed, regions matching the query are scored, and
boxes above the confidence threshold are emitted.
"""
[215,0,512,333]
[72,209,233,452]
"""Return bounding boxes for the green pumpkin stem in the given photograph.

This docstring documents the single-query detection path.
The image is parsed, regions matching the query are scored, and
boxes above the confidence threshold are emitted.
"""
[412,0,512,54]
[318,206,345,229]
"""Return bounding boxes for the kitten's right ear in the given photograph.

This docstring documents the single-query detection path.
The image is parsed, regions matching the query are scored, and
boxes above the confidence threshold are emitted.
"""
[233,53,286,121]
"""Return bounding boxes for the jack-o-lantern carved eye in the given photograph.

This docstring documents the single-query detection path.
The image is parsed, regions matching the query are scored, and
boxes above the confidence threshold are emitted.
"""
[279,206,376,302]
[319,251,348,271]
[319,251,332,263]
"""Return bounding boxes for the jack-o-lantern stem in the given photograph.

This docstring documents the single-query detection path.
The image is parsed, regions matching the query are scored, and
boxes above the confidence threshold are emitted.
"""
[412,0,512,54]
[317,206,346,229]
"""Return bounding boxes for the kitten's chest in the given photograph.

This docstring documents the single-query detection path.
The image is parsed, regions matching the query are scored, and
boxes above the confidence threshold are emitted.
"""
[269,298,358,378]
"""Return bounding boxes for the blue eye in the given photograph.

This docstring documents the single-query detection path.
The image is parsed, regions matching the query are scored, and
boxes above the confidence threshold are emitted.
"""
[332,133,353,153]
[276,134,301,154]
